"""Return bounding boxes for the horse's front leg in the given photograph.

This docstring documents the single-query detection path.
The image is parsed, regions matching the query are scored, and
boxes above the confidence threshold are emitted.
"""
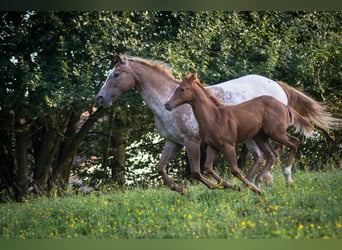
[204,145,240,191]
[157,140,186,194]
[185,139,218,189]
[223,144,262,194]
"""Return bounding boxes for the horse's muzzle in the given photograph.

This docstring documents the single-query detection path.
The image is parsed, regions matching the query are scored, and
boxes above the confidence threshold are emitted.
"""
[96,95,105,106]
[164,102,173,111]
[96,95,112,108]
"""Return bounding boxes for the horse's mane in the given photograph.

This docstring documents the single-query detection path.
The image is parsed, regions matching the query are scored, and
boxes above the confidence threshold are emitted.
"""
[126,55,177,81]
[193,78,224,107]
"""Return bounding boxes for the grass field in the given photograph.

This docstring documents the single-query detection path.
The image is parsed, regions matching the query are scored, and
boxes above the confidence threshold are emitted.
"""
[0,168,341,239]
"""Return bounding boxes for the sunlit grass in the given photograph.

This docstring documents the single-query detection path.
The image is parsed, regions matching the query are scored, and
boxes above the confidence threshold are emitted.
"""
[0,168,341,239]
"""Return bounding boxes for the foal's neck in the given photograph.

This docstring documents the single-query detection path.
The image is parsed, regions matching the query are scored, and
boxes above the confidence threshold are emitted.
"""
[190,85,222,125]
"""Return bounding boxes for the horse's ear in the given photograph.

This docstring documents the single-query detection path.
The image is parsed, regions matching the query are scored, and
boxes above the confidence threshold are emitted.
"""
[116,54,127,65]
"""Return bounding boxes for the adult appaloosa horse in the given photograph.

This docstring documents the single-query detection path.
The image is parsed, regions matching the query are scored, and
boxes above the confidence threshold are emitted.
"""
[96,54,339,194]
[165,72,313,194]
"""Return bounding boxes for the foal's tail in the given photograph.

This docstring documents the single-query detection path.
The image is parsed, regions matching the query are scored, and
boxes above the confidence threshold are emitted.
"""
[288,107,314,138]
[278,81,342,132]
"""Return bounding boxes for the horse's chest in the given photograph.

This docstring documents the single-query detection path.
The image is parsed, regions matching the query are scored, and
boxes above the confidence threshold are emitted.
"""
[154,111,195,145]
[155,118,182,143]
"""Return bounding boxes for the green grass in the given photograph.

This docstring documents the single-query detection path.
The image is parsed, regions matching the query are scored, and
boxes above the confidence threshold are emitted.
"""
[0,168,341,239]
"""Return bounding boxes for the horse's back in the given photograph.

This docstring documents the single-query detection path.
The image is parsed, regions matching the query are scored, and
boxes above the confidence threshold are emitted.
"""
[209,74,288,106]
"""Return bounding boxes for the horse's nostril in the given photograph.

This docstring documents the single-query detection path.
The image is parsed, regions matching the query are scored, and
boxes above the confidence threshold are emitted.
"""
[96,96,104,104]
[164,103,171,111]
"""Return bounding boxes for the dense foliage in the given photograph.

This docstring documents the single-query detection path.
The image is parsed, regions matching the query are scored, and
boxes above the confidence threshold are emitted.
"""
[0,11,341,200]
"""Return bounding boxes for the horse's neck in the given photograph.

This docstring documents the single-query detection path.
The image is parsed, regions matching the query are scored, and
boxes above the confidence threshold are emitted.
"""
[132,62,178,114]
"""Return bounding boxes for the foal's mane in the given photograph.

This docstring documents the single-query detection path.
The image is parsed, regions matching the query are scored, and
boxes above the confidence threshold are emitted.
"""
[126,56,177,81]
[192,78,224,107]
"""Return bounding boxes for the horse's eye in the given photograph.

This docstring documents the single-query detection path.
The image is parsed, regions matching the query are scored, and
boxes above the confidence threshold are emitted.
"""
[113,72,120,78]
[179,88,185,92]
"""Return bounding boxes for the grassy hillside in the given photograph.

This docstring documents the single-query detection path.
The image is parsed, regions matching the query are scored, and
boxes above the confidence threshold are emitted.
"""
[0,168,341,239]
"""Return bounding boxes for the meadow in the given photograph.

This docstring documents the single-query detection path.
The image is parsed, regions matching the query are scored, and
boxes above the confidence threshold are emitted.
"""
[0,168,341,239]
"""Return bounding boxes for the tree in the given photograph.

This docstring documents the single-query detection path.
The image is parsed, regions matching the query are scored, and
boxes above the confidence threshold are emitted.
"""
[1,11,340,200]
[0,12,112,200]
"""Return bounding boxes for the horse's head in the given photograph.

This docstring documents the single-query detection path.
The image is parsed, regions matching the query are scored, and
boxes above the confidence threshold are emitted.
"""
[165,72,198,111]
[96,54,136,108]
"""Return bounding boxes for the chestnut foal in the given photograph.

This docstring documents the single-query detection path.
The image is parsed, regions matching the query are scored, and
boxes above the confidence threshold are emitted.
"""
[165,73,313,194]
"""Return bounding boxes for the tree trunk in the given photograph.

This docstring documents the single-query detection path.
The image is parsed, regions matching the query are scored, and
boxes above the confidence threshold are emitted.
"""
[32,117,55,193]
[14,104,29,201]
[49,106,106,190]
[100,107,114,182]
[0,111,15,200]
[111,110,127,187]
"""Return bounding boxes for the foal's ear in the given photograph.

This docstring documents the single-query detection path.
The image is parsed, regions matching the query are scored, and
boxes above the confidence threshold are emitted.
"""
[185,72,193,80]
[188,72,198,84]
[116,54,127,65]
[192,72,198,81]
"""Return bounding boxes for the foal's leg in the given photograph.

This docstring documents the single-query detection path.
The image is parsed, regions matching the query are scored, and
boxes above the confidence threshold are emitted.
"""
[185,139,219,189]
[204,145,240,190]
[157,140,186,194]
[270,134,299,187]
[223,144,262,194]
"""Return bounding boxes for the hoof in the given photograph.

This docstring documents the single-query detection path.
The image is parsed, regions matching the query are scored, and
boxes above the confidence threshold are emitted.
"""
[288,181,296,188]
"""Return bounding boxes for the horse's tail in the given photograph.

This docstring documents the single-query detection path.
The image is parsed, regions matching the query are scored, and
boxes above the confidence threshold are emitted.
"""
[288,107,314,138]
[278,81,342,132]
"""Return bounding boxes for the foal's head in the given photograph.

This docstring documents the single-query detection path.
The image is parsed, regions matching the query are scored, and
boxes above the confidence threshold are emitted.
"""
[165,72,199,111]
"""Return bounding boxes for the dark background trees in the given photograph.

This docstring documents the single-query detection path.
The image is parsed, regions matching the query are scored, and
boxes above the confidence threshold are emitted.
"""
[0,11,341,201]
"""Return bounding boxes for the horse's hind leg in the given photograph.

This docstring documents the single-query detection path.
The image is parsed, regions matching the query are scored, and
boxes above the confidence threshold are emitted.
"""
[271,134,299,187]
[260,143,285,184]
[253,134,278,188]
[204,145,240,190]
[245,139,265,182]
